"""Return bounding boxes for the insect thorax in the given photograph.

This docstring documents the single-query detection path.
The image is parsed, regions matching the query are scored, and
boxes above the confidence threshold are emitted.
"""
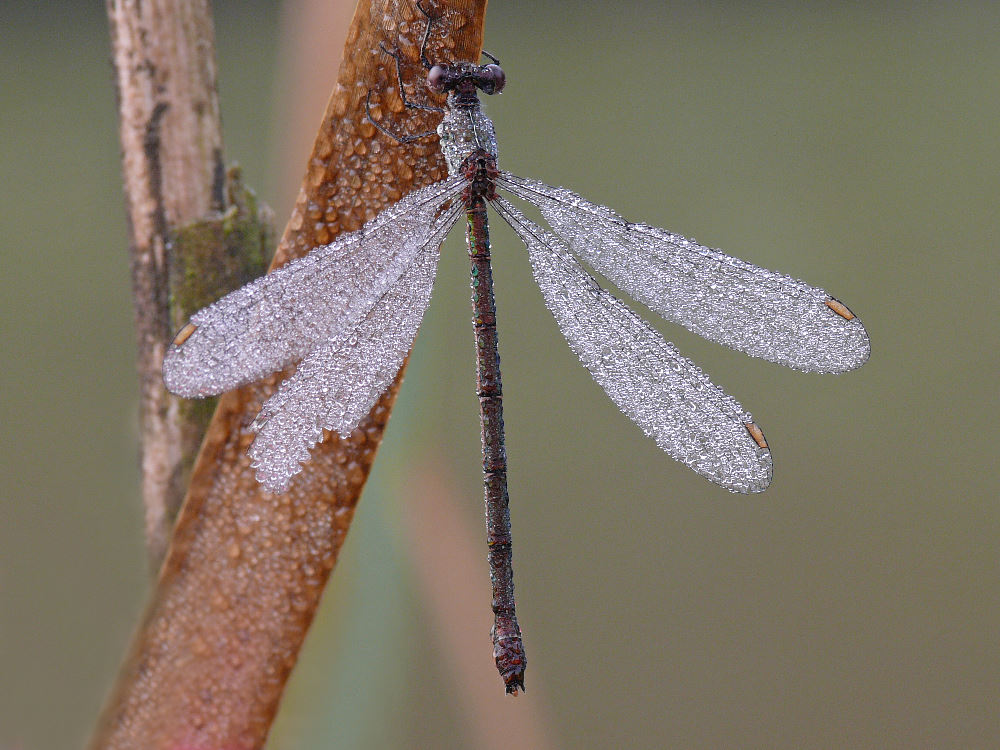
[437,104,499,175]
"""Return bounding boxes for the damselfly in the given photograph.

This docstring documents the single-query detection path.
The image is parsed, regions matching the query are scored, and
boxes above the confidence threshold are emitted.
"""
[163,16,869,694]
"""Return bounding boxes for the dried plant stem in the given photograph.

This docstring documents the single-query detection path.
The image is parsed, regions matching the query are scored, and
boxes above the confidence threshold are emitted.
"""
[108,0,229,565]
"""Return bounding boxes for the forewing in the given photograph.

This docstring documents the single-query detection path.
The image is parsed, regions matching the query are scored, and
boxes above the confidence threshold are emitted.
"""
[162,175,465,397]
[247,217,456,491]
[499,172,869,374]
[493,196,772,493]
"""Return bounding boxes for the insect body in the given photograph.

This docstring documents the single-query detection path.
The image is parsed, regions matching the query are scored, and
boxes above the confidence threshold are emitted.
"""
[163,39,868,694]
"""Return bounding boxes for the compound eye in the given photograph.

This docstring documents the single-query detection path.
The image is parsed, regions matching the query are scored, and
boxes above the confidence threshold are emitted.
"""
[427,65,447,93]
[482,63,506,94]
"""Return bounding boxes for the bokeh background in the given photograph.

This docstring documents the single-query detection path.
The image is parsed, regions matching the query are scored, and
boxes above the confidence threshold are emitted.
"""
[2,1,998,748]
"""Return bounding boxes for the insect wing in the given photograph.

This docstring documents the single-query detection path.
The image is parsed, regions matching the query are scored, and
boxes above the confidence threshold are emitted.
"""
[493,196,772,493]
[162,175,465,398]
[248,204,461,491]
[499,172,869,374]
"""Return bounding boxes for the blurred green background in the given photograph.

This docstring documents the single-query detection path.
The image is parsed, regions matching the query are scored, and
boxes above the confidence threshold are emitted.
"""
[2,1,999,748]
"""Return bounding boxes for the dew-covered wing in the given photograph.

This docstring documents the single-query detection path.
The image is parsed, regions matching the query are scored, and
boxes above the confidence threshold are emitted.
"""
[499,172,869,374]
[162,175,465,398]
[247,217,456,491]
[493,196,772,493]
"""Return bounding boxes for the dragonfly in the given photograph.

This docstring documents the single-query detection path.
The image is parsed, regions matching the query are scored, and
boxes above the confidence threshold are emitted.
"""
[162,13,869,695]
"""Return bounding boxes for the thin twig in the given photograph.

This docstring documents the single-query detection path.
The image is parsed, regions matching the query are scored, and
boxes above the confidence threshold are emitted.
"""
[107,0,232,566]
